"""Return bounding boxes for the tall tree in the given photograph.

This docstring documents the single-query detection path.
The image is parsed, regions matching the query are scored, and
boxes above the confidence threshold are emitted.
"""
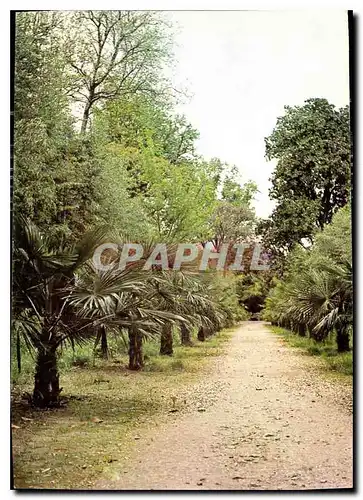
[260,98,351,255]
[14,12,103,243]
[136,142,220,241]
[67,11,173,133]
[209,170,257,263]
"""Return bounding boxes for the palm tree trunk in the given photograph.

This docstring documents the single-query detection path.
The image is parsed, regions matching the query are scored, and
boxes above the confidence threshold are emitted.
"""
[206,327,214,338]
[197,326,206,342]
[180,323,192,346]
[128,326,144,370]
[160,324,173,355]
[16,329,21,374]
[292,322,305,336]
[281,318,290,330]
[33,346,60,408]
[297,323,306,336]
[336,327,350,352]
[100,326,108,359]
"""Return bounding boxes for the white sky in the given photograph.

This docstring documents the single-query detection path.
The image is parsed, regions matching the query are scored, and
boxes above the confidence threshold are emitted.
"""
[166,10,350,218]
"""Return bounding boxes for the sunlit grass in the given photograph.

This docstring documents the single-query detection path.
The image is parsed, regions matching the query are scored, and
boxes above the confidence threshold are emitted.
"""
[270,325,353,376]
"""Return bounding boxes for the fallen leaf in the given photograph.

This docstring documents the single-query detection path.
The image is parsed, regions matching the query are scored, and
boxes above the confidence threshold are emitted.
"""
[232,476,243,480]
[21,417,33,422]
[41,468,51,473]
[11,424,20,429]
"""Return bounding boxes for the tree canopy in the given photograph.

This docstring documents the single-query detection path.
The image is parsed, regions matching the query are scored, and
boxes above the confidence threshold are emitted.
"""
[260,98,351,258]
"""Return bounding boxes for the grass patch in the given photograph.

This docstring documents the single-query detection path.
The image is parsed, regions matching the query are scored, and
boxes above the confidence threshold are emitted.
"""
[270,326,353,376]
[11,327,234,490]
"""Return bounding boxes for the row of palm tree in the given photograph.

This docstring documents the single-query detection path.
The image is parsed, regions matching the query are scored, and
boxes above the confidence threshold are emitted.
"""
[263,205,353,353]
[263,205,353,352]
[263,261,352,352]
[12,218,241,408]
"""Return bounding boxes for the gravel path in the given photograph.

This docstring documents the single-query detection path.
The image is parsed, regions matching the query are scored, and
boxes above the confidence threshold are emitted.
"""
[97,322,353,491]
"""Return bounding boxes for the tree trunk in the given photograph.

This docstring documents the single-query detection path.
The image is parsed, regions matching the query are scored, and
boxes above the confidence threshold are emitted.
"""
[180,323,192,346]
[81,108,90,134]
[33,346,61,408]
[336,327,350,353]
[160,324,173,355]
[80,96,93,134]
[100,326,108,359]
[197,326,206,342]
[16,329,21,374]
[281,318,290,330]
[128,327,144,370]
[204,328,211,338]
[297,323,306,336]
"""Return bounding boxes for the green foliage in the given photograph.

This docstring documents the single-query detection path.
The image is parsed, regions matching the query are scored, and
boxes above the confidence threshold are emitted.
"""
[263,206,352,351]
[67,11,174,133]
[95,96,199,164]
[92,95,214,241]
[209,167,258,252]
[14,12,103,243]
[260,98,351,256]
[312,204,352,264]
[139,149,219,241]
[207,273,250,325]
[92,142,153,239]
[237,272,273,314]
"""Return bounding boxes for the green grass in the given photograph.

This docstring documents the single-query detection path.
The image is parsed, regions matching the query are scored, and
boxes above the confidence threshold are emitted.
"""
[270,326,353,376]
[11,327,234,490]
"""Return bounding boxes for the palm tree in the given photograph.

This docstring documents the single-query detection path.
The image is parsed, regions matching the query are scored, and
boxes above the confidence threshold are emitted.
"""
[13,218,110,407]
[286,261,352,351]
[312,261,352,352]
[13,220,186,404]
[149,270,222,353]
[66,261,187,369]
[180,322,193,346]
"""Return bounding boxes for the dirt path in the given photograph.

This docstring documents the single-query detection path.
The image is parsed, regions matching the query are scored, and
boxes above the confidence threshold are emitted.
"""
[97,322,353,491]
